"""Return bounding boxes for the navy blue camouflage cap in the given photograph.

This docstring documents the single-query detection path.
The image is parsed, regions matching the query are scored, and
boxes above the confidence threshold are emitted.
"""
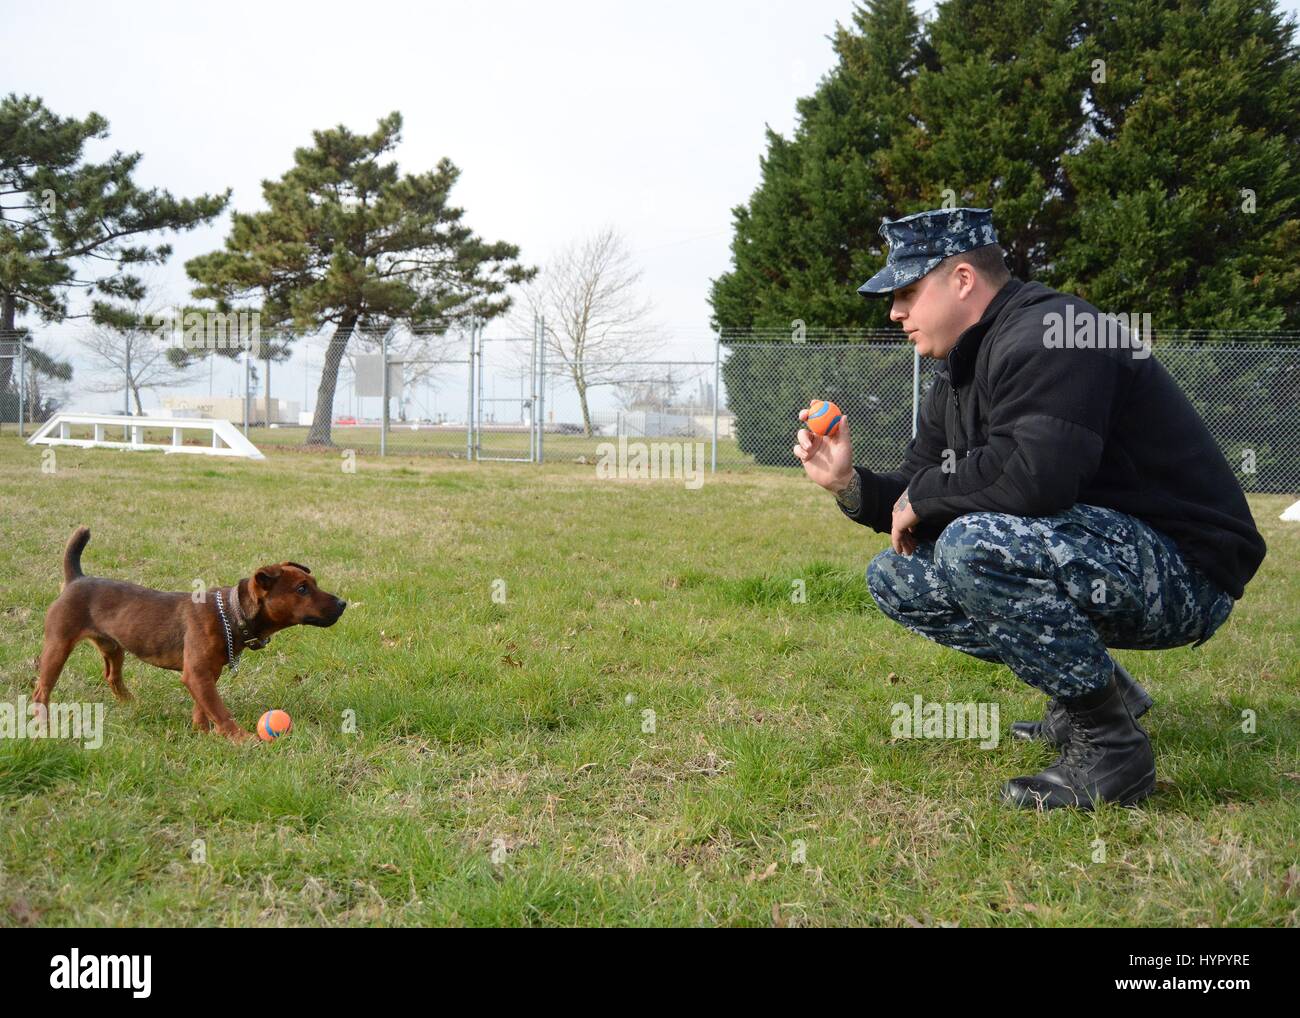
[857,207,999,296]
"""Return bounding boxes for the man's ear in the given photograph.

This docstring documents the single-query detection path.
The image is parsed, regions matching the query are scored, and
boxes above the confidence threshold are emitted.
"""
[285,561,311,574]
[254,566,282,592]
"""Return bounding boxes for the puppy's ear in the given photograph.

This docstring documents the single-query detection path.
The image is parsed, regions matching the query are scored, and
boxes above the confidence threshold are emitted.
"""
[285,561,311,574]
[254,566,282,592]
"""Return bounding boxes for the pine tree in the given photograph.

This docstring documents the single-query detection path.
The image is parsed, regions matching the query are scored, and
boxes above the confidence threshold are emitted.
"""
[885,0,1092,281]
[709,0,1300,331]
[0,94,229,406]
[709,0,925,331]
[186,112,535,446]
[707,0,1300,470]
[1057,0,1300,327]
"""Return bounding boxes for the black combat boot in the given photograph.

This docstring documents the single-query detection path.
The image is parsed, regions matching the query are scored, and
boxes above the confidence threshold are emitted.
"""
[1000,672,1156,810]
[1010,660,1153,748]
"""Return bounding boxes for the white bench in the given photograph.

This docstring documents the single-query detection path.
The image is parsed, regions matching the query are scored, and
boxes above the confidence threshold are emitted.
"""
[26,413,266,460]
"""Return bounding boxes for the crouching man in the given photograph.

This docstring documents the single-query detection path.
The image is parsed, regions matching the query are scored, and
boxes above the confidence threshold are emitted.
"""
[795,207,1266,810]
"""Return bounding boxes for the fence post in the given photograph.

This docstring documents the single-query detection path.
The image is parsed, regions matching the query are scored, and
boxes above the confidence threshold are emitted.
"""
[712,331,720,474]
[538,315,546,465]
[475,321,484,461]
[17,334,26,438]
[465,319,475,461]
[529,314,538,463]
[911,346,920,438]
[380,327,388,457]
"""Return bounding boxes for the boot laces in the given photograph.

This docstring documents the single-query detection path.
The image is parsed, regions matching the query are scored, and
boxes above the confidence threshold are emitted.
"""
[1060,705,1099,768]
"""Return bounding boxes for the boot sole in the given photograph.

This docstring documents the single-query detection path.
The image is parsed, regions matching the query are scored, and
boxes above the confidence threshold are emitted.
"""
[1001,768,1156,810]
[1107,767,1157,808]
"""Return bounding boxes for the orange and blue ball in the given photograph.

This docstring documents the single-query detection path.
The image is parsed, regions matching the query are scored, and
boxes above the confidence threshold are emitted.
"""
[258,709,293,741]
[806,400,843,438]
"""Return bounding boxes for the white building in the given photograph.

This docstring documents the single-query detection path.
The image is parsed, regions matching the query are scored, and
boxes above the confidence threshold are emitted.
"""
[162,396,301,425]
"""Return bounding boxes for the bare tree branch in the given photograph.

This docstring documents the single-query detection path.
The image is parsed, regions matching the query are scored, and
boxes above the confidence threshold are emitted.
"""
[75,293,199,413]
[514,226,659,436]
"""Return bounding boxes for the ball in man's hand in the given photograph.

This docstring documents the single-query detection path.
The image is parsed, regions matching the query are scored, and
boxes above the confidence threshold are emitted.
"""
[805,400,843,438]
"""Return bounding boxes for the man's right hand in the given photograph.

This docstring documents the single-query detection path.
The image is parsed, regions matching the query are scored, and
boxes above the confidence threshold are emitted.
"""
[793,409,854,493]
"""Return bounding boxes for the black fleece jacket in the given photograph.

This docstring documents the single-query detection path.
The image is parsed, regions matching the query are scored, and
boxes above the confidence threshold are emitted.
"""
[839,278,1267,600]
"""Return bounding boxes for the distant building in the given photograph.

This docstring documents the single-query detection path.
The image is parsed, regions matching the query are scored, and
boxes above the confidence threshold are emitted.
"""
[162,396,301,425]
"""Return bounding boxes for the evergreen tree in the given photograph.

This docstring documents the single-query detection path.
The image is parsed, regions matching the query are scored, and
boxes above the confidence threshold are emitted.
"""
[1057,0,1300,327]
[885,0,1092,282]
[186,112,535,446]
[709,0,924,331]
[709,0,1300,331]
[0,94,228,404]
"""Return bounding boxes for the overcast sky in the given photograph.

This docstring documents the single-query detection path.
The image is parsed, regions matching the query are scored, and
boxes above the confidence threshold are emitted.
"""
[8,0,1297,416]
[8,0,888,356]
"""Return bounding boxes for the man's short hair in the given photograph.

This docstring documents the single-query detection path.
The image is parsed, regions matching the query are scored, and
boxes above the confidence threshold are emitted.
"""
[940,243,1011,287]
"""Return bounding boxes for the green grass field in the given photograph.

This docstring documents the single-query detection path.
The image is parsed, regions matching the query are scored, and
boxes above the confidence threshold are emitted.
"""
[1,433,1297,927]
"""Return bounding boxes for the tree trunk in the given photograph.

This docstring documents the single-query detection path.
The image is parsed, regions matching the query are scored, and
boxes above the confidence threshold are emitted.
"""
[25,366,40,423]
[132,383,144,415]
[306,316,358,446]
[575,373,593,438]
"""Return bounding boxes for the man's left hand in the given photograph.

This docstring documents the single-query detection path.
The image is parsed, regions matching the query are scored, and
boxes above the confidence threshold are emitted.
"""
[891,489,920,556]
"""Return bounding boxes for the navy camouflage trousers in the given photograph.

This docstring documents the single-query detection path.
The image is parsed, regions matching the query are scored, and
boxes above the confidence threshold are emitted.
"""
[866,504,1235,699]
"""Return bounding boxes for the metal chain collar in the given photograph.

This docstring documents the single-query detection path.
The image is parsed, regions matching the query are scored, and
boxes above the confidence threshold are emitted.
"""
[214,588,240,674]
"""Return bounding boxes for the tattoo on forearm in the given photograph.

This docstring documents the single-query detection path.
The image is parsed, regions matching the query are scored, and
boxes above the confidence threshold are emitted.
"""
[835,471,863,513]
[894,489,910,514]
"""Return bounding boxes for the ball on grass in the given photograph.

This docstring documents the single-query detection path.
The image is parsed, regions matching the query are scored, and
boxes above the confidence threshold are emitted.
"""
[258,709,293,741]
[806,399,843,438]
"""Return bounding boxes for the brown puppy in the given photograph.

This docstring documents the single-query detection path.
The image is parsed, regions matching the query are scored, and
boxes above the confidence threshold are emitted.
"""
[34,527,346,742]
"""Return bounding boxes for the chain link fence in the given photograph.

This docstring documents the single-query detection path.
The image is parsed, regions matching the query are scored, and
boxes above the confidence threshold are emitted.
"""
[1142,341,1300,494]
[0,335,46,432]
[714,330,1300,492]
[718,331,919,476]
[3,325,1298,492]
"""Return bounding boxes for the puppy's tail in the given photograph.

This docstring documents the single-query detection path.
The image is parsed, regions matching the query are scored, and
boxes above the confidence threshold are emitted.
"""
[63,527,91,587]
